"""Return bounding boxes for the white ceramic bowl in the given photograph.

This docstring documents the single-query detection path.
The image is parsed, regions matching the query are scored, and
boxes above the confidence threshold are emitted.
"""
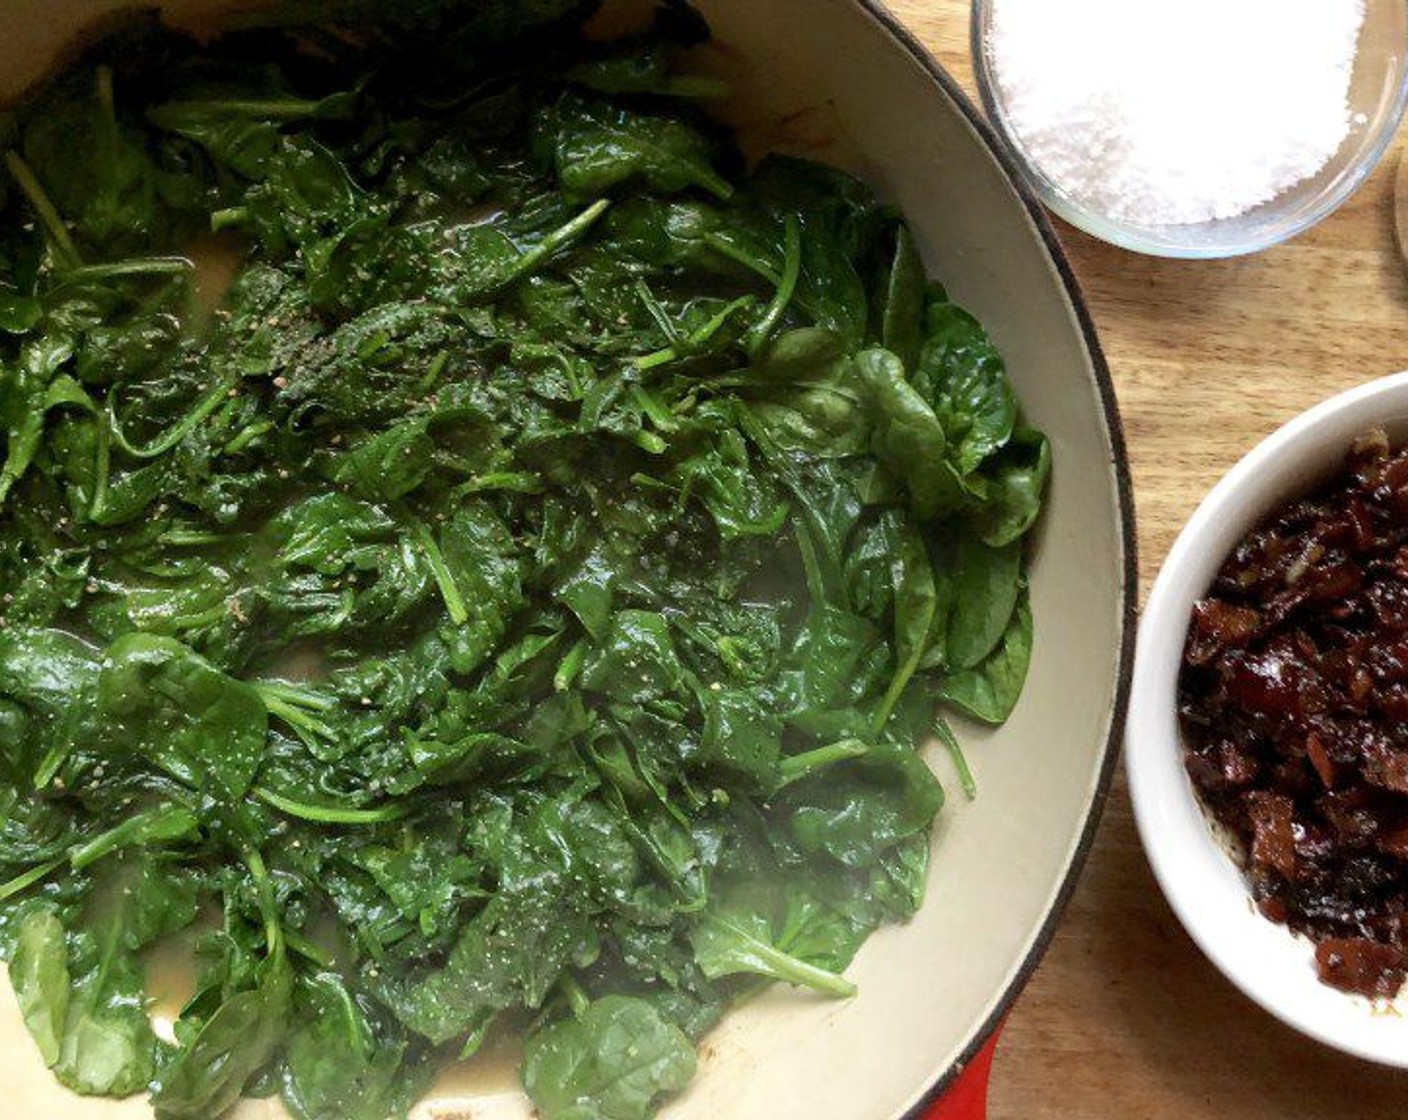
[1129,370,1408,1066]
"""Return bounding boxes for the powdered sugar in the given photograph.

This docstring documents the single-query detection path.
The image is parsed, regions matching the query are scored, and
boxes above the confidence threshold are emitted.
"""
[987,0,1367,226]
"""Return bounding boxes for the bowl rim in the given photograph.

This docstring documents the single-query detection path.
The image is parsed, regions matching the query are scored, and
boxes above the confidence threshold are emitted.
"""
[1128,370,1408,1067]
[969,0,1408,259]
[839,2,1139,1115]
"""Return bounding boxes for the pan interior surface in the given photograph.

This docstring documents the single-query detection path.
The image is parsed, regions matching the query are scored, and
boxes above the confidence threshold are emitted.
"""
[0,2,1132,1117]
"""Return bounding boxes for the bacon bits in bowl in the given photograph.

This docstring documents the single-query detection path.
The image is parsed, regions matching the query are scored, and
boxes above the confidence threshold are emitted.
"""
[1130,371,1408,1065]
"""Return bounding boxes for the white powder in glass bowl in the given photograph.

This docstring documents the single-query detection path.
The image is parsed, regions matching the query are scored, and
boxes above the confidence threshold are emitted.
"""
[987,0,1367,226]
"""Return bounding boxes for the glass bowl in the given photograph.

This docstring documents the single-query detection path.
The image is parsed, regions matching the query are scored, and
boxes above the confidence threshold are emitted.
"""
[971,0,1408,258]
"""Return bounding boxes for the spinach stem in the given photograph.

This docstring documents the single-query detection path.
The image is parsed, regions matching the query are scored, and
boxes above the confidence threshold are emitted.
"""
[628,384,676,432]
[158,528,228,546]
[704,233,780,285]
[166,603,230,631]
[633,348,678,373]
[33,741,72,790]
[69,804,199,871]
[0,856,66,902]
[259,694,339,749]
[450,471,543,497]
[154,96,341,121]
[459,1019,494,1061]
[223,419,274,456]
[634,294,756,370]
[407,516,469,625]
[253,785,410,825]
[554,638,588,692]
[4,151,81,268]
[694,295,758,344]
[64,257,193,282]
[694,166,734,202]
[107,373,239,459]
[210,206,249,232]
[871,648,923,736]
[791,519,827,608]
[559,973,591,1018]
[635,280,683,346]
[492,198,610,295]
[242,843,284,959]
[935,716,977,800]
[88,414,113,523]
[776,739,869,789]
[413,351,450,397]
[283,927,334,969]
[254,680,336,712]
[746,214,802,355]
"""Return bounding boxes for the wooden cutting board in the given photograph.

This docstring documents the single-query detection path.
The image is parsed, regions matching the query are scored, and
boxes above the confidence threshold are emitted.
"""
[891,2,1408,1116]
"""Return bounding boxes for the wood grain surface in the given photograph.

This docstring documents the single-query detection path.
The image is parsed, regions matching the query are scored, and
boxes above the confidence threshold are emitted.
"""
[889,3,1408,1116]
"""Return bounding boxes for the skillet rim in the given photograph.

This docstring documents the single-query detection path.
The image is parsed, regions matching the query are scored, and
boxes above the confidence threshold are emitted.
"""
[833,3,1141,1115]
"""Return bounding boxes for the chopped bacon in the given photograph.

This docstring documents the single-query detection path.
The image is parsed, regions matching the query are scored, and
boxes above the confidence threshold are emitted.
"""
[1186,600,1262,665]
[1315,938,1406,999]
[1245,791,1297,879]
[1305,733,1335,789]
[1180,429,1408,1002]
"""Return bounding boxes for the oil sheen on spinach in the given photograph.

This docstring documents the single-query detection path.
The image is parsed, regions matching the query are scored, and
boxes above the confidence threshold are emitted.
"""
[0,3,1049,1117]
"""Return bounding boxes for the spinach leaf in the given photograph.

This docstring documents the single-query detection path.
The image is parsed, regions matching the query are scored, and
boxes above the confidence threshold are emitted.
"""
[147,87,357,180]
[385,882,594,1045]
[972,427,1051,548]
[19,65,161,253]
[581,611,685,704]
[96,634,267,797]
[153,952,292,1119]
[51,889,164,1097]
[746,156,879,349]
[12,879,175,1100]
[417,502,522,676]
[282,973,428,1120]
[0,350,92,508]
[940,591,1034,724]
[536,91,732,201]
[788,742,944,869]
[690,904,855,997]
[11,908,69,1068]
[568,45,725,100]
[0,627,102,784]
[945,530,1022,671]
[872,517,939,733]
[742,330,869,458]
[523,995,696,1120]
[239,137,366,254]
[696,686,781,792]
[856,348,966,519]
[915,292,1016,477]
[263,493,433,635]
[330,420,434,503]
[878,225,925,371]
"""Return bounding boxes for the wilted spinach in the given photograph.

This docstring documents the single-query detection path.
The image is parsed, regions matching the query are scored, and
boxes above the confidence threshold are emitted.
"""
[0,3,1047,1118]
